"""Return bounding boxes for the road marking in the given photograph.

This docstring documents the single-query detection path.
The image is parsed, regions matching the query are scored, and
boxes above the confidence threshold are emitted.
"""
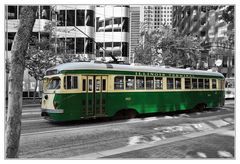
[68,126,233,159]
[208,120,230,128]
[22,118,45,123]
[22,112,40,116]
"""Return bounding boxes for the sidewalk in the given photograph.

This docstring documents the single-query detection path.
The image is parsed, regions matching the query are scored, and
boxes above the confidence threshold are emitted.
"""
[5,98,41,107]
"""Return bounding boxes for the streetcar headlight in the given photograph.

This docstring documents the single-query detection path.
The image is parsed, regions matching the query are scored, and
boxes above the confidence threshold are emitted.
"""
[53,101,58,109]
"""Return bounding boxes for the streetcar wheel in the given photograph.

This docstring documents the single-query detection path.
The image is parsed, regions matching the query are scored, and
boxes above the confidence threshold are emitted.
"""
[194,103,206,112]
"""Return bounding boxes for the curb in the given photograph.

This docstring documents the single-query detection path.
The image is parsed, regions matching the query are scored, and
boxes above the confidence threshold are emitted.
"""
[22,104,41,107]
[67,125,234,159]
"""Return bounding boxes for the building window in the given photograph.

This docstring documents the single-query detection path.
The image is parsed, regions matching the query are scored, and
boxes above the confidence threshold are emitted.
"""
[85,38,94,54]
[57,38,66,54]
[126,76,135,90]
[136,76,144,90]
[122,17,129,32]
[67,10,75,26]
[105,18,113,32]
[96,42,103,57]
[66,38,75,54]
[8,6,17,19]
[223,56,228,67]
[122,42,129,57]
[76,10,85,26]
[76,38,84,54]
[7,32,15,51]
[113,17,121,32]
[40,6,50,19]
[57,10,65,26]
[114,76,124,90]
[86,10,94,27]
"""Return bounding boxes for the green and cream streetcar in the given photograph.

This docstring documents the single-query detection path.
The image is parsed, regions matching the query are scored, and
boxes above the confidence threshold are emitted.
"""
[41,61,225,121]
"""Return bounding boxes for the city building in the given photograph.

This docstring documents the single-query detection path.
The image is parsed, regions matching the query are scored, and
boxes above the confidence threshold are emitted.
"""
[172,5,234,77]
[153,5,173,29]
[129,6,140,63]
[95,5,130,62]
[140,5,173,31]
[53,5,96,60]
[5,5,130,97]
[6,5,52,97]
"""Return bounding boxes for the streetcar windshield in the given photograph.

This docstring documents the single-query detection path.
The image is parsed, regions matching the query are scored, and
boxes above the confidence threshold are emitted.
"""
[44,77,61,90]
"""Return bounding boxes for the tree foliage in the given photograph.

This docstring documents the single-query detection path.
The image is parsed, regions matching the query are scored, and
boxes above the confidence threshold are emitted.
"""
[134,26,204,69]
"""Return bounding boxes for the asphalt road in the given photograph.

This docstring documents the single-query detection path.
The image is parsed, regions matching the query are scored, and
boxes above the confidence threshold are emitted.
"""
[18,99,235,159]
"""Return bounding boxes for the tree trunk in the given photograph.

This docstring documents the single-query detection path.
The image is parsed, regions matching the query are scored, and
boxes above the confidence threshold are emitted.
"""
[33,78,38,102]
[5,6,37,158]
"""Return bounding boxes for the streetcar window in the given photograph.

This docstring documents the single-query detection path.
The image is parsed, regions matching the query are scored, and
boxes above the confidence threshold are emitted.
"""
[155,77,163,89]
[96,79,101,91]
[64,76,78,89]
[102,79,106,91]
[167,78,174,89]
[89,79,93,91]
[47,77,61,90]
[175,78,181,89]
[205,79,210,89]
[126,76,135,90]
[82,79,86,91]
[136,76,144,90]
[185,78,191,89]
[146,77,154,90]
[114,76,124,90]
[212,79,217,89]
[198,79,204,89]
[218,80,223,89]
[192,79,198,89]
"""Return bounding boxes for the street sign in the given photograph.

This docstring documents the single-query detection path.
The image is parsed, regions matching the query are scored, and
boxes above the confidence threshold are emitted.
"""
[215,59,222,66]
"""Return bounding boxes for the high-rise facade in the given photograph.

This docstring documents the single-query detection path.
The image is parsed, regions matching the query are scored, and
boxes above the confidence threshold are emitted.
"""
[95,5,130,62]
[153,5,173,29]
[140,5,173,31]
[172,5,234,77]
[129,6,140,63]
[5,5,130,97]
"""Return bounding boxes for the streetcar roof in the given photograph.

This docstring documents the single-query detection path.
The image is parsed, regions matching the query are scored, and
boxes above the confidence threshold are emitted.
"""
[46,62,224,78]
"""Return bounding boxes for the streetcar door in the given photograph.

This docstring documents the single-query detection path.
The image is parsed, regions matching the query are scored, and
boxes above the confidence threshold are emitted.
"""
[82,75,107,117]
[95,76,107,116]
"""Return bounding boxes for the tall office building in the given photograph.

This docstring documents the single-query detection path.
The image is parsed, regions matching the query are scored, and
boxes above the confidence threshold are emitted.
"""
[140,5,173,31]
[172,5,234,77]
[53,5,96,60]
[153,5,173,29]
[5,5,130,97]
[129,6,140,63]
[95,5,130,62]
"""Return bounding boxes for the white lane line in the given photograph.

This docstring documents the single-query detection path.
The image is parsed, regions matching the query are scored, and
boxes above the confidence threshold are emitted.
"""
[22,112,41,116]
[22,118,45,123]
[208,119,230,128]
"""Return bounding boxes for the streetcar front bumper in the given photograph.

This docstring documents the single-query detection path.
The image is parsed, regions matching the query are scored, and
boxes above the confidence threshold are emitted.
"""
[41,108,64,116]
